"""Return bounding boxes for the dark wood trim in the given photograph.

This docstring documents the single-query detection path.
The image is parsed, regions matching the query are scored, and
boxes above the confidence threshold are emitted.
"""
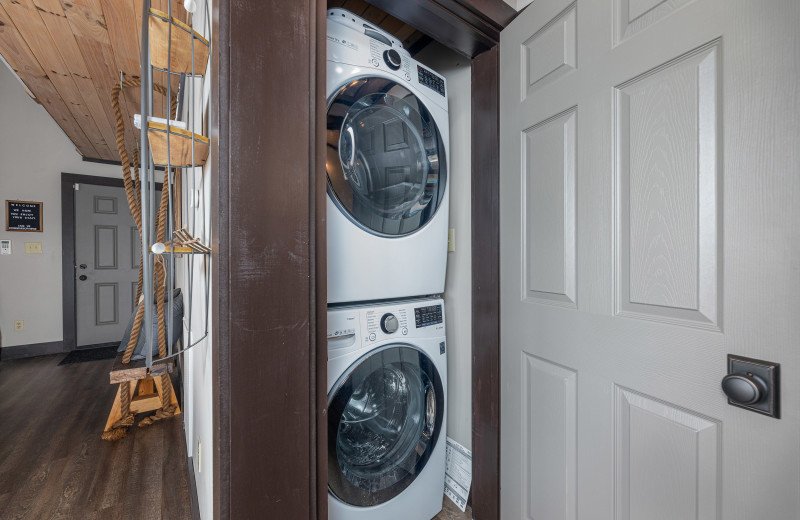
[0,341,65,361]
[212,0,325,518]
[365,0,514,58]
[82,156,167,171]
[470,45,501,520]
[60,173,162,352]
[62,174,79,351]
[313,1,329,519]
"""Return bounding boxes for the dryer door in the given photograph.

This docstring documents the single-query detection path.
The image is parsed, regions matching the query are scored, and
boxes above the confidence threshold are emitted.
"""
[328,344,444,507]
[327,77,447,237]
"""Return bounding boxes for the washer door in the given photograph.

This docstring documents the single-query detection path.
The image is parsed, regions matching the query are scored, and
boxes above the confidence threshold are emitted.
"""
[327,77,447,237]
[328,344,444,507]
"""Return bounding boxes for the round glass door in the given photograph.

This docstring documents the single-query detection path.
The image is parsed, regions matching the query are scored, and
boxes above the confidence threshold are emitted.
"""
[327,77,447,237]
[328,345,444,507]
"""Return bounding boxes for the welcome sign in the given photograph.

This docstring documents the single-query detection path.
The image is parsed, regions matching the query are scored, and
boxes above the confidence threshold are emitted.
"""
[6,200,43,232]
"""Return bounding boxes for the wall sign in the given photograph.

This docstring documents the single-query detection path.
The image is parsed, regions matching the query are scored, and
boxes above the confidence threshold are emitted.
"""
[6,200,43,232]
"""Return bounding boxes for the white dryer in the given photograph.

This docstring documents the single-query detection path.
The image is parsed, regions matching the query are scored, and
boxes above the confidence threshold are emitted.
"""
[327,9,450,304]
[327,298,447,520]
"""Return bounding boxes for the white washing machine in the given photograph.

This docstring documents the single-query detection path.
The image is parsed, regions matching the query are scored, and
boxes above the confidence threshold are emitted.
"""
[327,298,447,520]
[327,9,450,304]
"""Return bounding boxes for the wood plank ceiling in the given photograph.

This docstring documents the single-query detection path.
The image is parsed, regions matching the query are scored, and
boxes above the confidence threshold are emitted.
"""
[327,0,431,54]
[0,0,424,161]
[0,0,189,161]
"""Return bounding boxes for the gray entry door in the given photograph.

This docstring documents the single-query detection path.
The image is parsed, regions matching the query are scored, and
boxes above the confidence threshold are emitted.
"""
[500,0,799,519]
[75,183,140,347]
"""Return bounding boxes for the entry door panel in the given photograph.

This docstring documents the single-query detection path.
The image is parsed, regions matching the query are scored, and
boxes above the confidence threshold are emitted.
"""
[75,183,140,347]
[500,1,800,519]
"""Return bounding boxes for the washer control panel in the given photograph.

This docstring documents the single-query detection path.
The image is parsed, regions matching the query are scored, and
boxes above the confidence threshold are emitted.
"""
[415,304,443,328]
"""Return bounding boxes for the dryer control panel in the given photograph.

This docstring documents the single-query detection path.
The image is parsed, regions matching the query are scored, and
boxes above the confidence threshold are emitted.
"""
[417,65,445,97]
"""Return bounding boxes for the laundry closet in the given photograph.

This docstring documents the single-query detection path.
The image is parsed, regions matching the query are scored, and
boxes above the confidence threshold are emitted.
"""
[323,5,475,518]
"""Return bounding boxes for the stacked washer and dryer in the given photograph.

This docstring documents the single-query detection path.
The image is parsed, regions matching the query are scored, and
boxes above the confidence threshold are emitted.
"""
[325,8,451,520]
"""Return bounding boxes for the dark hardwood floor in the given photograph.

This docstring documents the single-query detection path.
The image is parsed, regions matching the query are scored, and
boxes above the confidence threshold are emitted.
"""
[0,353,192,519]
[435,497,473,520]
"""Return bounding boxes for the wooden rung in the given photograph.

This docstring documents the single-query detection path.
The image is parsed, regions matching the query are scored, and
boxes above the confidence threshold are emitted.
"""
[110,351,174,384]
[130,393,161,414]
[149,8,210,75]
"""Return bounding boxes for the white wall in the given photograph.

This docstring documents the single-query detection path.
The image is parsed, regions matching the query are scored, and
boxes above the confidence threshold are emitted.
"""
[416,43,473,451]
[0,64,122,349]
[178,2,214,518]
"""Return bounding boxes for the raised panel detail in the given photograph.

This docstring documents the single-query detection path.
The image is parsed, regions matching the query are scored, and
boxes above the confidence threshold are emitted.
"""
[131,226,140,269]
[93,195,117,214]
[615,42,719,329]
[615,386,720,520]
[94,225,118,270]
[131,281,138,313]
[614,0,693,45]
[522,107,576,308]
[95,282,119,326]
[522,354,577,520]
[521,3,576,99]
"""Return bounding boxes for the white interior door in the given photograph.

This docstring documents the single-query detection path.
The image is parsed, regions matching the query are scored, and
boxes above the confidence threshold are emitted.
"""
[75,183,139,347]
[499,0,799,518]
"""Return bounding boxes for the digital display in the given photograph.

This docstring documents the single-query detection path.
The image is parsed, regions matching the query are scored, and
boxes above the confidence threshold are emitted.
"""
[415,304,443,328]
[417,65,445,97]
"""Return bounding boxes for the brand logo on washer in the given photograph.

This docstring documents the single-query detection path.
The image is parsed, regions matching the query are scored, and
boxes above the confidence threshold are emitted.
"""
[440,342,446,355]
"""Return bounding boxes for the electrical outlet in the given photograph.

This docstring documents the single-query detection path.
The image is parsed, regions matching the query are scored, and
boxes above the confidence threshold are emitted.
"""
[14,320,24,331]
[447,228,456,252]
[24,242,42,254]
[197,438,202,473]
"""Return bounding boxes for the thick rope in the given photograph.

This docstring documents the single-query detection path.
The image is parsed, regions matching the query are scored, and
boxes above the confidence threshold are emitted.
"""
[105,74,179,439]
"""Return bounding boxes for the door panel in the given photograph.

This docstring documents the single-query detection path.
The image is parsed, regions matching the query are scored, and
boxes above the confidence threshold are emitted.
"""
[75,183,143,347]
[501,0,800,519]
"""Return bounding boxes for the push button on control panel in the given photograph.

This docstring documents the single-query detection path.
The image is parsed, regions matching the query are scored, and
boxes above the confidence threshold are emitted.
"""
[417,65,445,96]
[414,305,443,328]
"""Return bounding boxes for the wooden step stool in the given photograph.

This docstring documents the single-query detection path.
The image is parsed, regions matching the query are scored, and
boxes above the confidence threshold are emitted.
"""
[104,353,181,434]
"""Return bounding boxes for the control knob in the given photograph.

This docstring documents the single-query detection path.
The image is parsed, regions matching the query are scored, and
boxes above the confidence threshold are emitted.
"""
[383,49,402,71]
[380,313,399,334]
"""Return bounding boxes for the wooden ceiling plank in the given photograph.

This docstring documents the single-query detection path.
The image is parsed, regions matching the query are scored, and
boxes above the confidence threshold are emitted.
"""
[361,6,387,26]
[32,0,118,159]
[2,0,111,158]
[377,14,406,37]
[393,23,418,43]
[64,0,144,161]
[62,0,136,160]
[0,0,101,157]
[99,0,145,155]
[341,0,370,16]
[0,3,95,156]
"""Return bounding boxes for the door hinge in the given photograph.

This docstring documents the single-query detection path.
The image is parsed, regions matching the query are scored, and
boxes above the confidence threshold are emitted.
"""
[73,183,80,190]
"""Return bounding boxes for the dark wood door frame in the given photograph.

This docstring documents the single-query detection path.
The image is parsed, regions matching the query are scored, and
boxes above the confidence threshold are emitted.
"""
[61,173,161,352]
[211,1,513,518]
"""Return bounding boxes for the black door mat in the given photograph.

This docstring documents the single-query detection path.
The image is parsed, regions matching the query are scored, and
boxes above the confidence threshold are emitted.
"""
[59,345,119,365]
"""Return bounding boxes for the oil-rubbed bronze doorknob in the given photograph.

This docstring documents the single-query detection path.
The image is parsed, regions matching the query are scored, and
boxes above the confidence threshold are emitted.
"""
[722,373,768,405]
[79,275,88,281]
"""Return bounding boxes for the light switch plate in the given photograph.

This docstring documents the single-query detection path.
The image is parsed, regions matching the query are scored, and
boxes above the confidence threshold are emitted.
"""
[0,240,10,255]
[24,242,42,254]
[447,228,455,252]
